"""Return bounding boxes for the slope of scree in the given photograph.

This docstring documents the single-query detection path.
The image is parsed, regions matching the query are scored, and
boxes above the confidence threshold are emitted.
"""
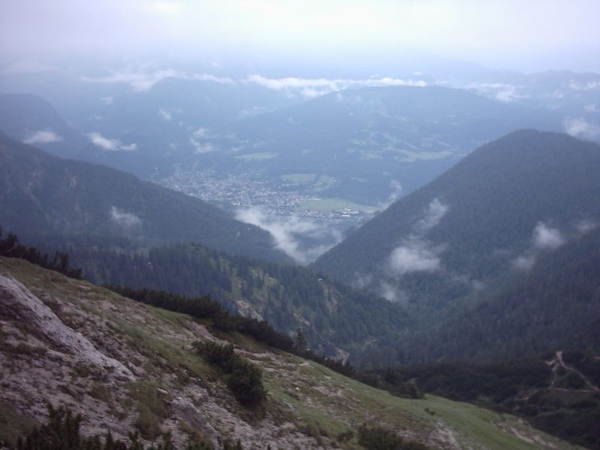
[0,257,584,450]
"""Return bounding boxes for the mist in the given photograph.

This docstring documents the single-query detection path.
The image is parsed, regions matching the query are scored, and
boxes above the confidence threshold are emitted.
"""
[2,0,600,75]
[235,208,343,265]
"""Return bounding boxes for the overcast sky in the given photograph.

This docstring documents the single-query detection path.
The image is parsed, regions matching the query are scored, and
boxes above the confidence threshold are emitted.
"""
[1,0,599,74]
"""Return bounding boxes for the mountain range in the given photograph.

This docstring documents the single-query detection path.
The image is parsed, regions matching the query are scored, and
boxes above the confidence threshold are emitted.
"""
[2,128,599,370]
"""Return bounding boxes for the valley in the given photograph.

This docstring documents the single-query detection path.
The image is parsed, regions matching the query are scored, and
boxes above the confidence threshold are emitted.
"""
[1,10,600,446]
[156,168,375,225]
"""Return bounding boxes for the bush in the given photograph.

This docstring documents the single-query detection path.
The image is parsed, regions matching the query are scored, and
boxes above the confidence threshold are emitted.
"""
[194,341,266,407]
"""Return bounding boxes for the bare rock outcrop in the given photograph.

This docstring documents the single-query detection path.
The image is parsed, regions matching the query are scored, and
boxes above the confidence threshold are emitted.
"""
[0,274,133,381]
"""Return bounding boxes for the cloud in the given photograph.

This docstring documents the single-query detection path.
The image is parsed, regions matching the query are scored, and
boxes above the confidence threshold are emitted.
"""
[378,281,408,304]
[110,206,141,229]
[576,219,596,234]
[387,198,449,276]
[235,207,342,264]
[532,222,565,249]
[100,96,113,105]
[23,129,63,145]
[190,139,217,154]
[415,197,449,233]
[568,80,600,91]
[82,64,235,91]
[512,254,536,271]
[190,73,234,84]
[512,221,565,271]
[563,117,600,140]
[377,180,403,211]
[244,75,427,98]
[192,127,210,137]
[0,60,56,75]
[469,82,526,102]
[389,242,441,275]
[88,132,137,151]
[159,107,182,121]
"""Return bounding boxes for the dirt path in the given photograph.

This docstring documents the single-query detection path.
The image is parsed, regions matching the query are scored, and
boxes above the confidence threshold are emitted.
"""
[555,350,600,393]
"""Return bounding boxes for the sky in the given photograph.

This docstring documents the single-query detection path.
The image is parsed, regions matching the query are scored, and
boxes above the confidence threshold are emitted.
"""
[1,0,600,74]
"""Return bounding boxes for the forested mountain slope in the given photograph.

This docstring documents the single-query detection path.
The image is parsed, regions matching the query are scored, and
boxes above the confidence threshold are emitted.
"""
[0,93,88,158]
[32,236,407,361]
[388,225,600,365]
[313,130,600,305]
[0,134,289,263]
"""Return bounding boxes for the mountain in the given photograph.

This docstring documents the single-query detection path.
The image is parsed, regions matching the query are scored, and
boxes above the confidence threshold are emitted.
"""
[0,134,289,263]
[0,93,88,158]
[30,237,409,361]
[162,85,564,206]
[377,351,600,450]
[0,256,585,450]
[313,130,600,361]
[399,225,600,364]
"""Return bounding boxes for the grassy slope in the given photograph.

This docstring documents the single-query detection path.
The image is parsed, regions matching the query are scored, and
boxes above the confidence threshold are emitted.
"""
[0,257,584,450]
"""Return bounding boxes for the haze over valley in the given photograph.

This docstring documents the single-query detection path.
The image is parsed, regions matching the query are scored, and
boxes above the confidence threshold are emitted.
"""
[2,1,600,449]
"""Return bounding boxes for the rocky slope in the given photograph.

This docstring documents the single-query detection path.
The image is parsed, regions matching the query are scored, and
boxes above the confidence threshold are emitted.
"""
[0,257,585,449]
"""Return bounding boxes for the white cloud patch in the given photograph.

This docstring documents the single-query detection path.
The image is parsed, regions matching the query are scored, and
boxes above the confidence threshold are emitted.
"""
[235,207,342,265]
[512,254,536,271]
[378,281,408,304]
[189,127,220,153]
[88,132,137,152]
[159,107,182,121]
[532,222,565,250]
[576,219,596,234]
[415,198,449,233]
[23,129,63,145]
[512,222,565,271]
[82,64,234,92]
[192,127,210,137]
[377,180,403,211]
[389,242,442,275]
[110,206,141,229]
[190,73,234,84]
[568,80,600,91]
[100,96,113,105]
[469,82,526,102]
[387,198,449,276]
[244,75,427,98]
[159,108,173,121]
[190,139,217,154]
[563,117,600,140]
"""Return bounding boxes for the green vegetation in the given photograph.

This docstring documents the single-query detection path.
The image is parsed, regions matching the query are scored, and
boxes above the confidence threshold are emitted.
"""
[357,424,429,450]
[1,257,589,450]
[194,342,266,407]
[378,353,600,449]
[14,405,249,450]
[296,198,376,213]
[0,228,82,279]
[281,173,316,183]
[36,239,408,364]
